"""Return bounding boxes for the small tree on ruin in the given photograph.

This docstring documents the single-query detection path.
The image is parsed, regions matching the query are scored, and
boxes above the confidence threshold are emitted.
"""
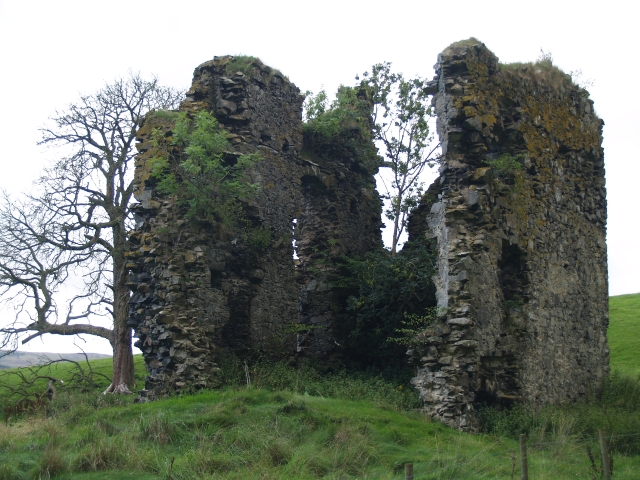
[359,63,439,254]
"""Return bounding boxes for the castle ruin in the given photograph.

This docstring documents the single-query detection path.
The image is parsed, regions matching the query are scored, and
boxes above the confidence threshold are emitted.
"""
[126,40,609,430]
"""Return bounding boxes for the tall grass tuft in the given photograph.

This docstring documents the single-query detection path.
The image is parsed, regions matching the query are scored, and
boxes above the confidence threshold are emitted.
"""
[136,411,177,446]
[0,462,26,480]
[479,372,640,454]
[216,356,420,410]
[37,444,69,478]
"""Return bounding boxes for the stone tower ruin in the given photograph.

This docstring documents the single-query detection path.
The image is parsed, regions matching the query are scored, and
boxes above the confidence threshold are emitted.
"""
[127,42,609,429]
[408,41,608,430]
[127,56,382,395]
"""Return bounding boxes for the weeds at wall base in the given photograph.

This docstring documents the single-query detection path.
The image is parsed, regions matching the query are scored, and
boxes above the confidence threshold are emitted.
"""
[478,371,640,455]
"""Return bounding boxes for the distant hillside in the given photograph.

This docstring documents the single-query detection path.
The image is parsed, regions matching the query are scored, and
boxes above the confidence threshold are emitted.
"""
[0,350,111,369]
[609,293,640,377]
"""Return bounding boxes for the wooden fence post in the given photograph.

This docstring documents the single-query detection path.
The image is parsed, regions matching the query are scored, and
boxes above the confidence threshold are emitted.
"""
[405,462,414,480]
[520,434,528,480]
[599,429,611,480]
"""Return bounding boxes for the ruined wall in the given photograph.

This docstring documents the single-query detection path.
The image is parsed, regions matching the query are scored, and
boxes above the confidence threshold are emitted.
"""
[410,41,609,430]
[127,57,382,396]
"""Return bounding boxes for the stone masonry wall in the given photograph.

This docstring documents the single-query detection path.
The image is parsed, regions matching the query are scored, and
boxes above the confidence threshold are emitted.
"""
[410,41,609,430]
[126,57,381,396]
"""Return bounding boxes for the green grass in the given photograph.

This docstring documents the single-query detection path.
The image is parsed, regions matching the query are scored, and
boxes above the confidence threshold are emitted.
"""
[0,355,146,401]
[446,37,483,49]
[609,293,640,377]
[3,387,639,479]
[224,55,258,75]
[0,296,638,478]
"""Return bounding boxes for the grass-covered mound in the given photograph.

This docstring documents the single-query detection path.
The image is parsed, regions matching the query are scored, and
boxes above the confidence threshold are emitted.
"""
[0,294,638,478]
[2,363,640,478]
[2,385,639,479]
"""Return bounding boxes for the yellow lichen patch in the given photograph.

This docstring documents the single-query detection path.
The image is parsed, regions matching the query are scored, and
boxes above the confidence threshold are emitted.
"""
[464,106,478,117]
[480,114,497,128]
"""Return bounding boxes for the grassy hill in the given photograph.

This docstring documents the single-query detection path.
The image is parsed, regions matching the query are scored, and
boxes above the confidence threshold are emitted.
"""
[609,292,640,377]
[0,295,638,479]
[1,381,639,479]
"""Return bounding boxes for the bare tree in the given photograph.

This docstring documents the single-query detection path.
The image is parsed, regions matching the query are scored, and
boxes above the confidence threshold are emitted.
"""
[1,74,182,393]
[0,193,111,349]
[1,350,113,421]
[0,192,121,397]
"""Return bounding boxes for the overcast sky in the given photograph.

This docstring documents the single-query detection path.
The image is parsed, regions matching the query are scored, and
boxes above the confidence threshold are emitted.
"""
[0,0,636,355]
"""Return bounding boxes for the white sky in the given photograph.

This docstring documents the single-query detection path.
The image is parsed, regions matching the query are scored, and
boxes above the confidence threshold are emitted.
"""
[0,0,636,355]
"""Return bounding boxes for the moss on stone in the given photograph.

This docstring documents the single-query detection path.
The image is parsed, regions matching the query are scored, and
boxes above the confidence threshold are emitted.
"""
[446,37,485,49]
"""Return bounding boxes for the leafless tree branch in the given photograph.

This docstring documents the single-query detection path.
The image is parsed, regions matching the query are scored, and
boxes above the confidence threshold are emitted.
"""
[1,73,182,391]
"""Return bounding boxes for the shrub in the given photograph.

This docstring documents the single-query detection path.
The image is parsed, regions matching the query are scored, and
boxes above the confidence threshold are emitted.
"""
[304,87,368,139]
[484,153,524,177]
[242,226,272,252]
[387,308,439,347]
[336,238,437,366]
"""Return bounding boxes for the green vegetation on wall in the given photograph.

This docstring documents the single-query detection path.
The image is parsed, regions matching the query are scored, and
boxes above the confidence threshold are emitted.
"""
[484,153,525,178]
[224,55,258,75]
[499,49,590,96]
[302,86,380,173]
[446,37,483,49]
[221,55,288,83]
[149,110,262,231]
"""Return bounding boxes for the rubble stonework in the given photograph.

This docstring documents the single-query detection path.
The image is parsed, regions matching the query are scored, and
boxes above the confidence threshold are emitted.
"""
[127,57,382,396]
[408,41,609,430]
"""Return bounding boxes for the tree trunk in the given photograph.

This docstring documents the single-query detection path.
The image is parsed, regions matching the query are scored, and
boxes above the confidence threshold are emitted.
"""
[103,234,135,394]
[391,204,401,255]
[391,221,399,255]
[107,314,134,394]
